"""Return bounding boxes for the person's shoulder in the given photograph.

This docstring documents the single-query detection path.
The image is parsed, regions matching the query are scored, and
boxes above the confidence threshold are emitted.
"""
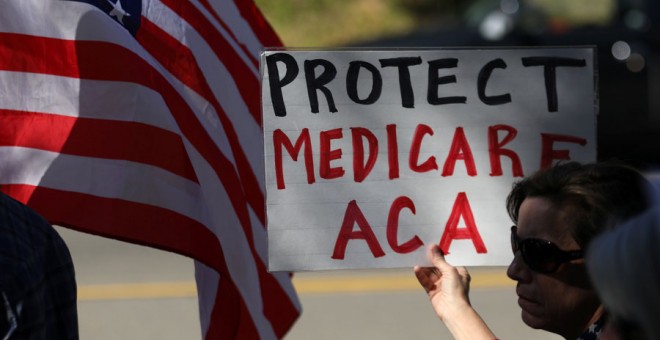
[0,190,52,224]
[0,192,62,251]
[0,191,47,219]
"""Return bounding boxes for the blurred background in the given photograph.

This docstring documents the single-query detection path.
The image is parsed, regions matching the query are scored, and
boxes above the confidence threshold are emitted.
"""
[66,0,659,339]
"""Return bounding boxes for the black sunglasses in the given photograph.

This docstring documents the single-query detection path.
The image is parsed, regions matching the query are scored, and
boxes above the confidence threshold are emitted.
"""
[510,226,584,273]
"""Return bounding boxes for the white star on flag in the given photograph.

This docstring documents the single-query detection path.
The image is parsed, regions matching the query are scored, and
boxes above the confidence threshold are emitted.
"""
[107,0,130,25]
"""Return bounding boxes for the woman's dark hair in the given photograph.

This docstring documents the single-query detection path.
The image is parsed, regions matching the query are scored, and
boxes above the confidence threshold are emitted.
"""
[506,162,652,248]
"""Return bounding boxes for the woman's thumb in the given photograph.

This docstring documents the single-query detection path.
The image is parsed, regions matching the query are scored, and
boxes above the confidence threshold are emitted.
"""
[430,245,451,271]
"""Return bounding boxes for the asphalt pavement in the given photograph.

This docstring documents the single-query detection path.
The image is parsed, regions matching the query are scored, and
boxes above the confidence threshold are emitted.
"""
[57,226,561,340]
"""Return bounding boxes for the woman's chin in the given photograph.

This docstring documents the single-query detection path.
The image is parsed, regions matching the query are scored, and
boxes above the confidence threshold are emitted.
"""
[520,309,549,330]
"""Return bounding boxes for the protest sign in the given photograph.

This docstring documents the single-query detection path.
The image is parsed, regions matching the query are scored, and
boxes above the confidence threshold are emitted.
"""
[262,48,596,271]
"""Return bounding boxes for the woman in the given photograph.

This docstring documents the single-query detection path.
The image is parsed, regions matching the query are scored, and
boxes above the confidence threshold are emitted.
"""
[414,162,651,339]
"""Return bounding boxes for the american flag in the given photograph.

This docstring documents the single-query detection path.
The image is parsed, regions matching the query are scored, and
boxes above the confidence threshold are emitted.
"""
[0,0,300,338]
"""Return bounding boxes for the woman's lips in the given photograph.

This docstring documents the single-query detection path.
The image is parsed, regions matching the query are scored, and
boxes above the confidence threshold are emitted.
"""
[516,287,539,309]
[516,290,541,311]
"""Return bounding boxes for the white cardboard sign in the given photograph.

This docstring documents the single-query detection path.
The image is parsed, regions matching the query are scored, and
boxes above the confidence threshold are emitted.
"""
[262,48,596,271]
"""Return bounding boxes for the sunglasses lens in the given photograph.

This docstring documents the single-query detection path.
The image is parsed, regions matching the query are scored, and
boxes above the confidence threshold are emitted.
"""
[511,226,583,273]
[510,232,518,254]
[520,240,558,273]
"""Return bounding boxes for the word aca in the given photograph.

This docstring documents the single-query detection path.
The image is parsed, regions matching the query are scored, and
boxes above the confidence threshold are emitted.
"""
[332,192,485,260]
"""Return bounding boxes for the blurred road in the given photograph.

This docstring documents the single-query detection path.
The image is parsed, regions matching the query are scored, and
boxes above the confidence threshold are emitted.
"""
[57,226,560,340]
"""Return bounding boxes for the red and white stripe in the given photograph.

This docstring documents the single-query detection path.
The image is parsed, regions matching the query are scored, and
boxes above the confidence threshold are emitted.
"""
[0,1,300,339]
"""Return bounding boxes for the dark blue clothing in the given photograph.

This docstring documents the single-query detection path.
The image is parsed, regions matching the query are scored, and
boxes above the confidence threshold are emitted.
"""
[0,192,78,339]
[577,316,605,340]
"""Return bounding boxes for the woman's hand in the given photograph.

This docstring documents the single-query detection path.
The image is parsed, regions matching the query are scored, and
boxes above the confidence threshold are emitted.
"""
[414,245,497,340]
[414,245,472,321]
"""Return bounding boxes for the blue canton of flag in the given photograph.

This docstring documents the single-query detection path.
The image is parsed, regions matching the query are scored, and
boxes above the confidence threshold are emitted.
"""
[72,0,142,35]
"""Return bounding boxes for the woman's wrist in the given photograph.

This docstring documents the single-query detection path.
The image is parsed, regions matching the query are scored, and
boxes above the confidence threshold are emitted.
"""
[441,304,497,340]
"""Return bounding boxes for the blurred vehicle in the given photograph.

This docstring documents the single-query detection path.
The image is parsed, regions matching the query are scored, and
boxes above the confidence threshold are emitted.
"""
[358,0,660,169]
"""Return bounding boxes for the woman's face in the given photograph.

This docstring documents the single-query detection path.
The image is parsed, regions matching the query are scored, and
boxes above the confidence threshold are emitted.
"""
[507,197,603,339]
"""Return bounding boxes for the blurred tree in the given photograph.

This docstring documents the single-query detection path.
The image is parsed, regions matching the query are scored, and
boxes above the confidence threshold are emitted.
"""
[392,0,463,24]
[255,0,469,46]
